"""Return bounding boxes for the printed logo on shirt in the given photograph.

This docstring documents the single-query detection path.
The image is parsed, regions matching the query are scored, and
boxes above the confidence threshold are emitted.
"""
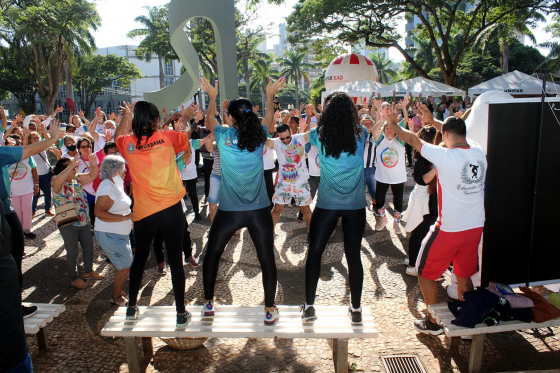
[458,160,485,195]
[8,162,29,181]
[127,143,136,154]
[224,137,232,146]
[380,147,399,168]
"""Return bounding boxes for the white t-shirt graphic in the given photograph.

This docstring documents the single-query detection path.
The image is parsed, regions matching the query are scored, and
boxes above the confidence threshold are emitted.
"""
[374,135,407,184]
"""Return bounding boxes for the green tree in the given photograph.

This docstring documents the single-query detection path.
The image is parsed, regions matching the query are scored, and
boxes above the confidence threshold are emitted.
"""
[368,51,398,84]
[237,28,267,100]
[0,46,38,114]
[128,5,177,89]
[73,54,143,114]
[508,40,546,74]
[429,54,501,91]
[0,0,100,114]
[539,14,560,72]
[250,59,279,112]
[285,0,551,87]
[277,49,317,108]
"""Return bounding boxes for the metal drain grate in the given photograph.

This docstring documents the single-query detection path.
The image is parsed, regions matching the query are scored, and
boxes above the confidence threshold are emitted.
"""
[381,355,427,373]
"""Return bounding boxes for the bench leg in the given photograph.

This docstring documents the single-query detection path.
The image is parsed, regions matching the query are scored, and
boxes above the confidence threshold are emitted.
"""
[125,337,141,373]
[36,327,49,351]
[142,337,153,357]
[468,334,485,373]
[332,338,348,373]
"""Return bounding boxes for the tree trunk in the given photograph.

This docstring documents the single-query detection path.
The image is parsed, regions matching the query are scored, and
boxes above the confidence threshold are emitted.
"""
[158,54,165,89]
[295,72,300,109]
[65,59,74,103]
[42,93,57,116]
[245,68,251,100]
[502,40,510,74]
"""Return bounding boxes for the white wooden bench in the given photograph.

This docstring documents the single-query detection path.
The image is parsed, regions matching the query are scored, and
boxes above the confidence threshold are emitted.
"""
[23,302,66,351]
[428,294,560,373]
[101,305,378,373]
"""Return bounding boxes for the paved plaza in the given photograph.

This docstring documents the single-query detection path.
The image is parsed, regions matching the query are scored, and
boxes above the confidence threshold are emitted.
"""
[21,173,560,373]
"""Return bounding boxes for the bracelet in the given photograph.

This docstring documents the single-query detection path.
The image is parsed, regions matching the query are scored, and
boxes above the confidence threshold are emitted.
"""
[34,183,39,186]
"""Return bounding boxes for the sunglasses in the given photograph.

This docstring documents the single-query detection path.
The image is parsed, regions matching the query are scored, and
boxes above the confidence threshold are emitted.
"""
[279,135,291,141]
[80,145,91,149]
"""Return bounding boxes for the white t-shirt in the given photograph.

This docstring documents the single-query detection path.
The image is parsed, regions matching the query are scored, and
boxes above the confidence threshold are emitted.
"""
[8,157,36,196]
[307,144,321,177]
[178,139,199,181]
[94,179,133,235]
[94,135,107,153]
[374,134,407,184]
[273,133,309,183]
[32,151,51,176]
[420,140,487,232]
[263,144,275,170]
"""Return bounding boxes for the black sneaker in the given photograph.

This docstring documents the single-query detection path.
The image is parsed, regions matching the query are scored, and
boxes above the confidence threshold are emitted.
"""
[414,316,443,335]
[23,232,36,239]
[126,306,139,320]
[296,211,303,222]
[22,305,38,319]
[348,306,362,325]
[300,304,317,321]
[176,311,191,328]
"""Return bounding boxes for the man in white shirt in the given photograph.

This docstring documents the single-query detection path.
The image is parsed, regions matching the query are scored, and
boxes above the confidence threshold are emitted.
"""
[386,103,487,335]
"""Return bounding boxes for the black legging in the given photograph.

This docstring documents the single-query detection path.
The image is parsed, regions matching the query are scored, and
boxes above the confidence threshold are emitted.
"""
[203,207,276,307]
[183,179,199,214]
[129,202,185,313]
[264,169,274,208]
[153,215,193,263]
[405,143,413,165]
[202,158,214,198]
[408,194,438,268]
[6,212,25,288]
[306,207,366,309]
[375,181,405,213]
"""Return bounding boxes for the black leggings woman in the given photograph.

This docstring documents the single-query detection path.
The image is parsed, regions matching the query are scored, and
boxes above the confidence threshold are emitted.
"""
[199,77,285,324]
[303,92,370,324]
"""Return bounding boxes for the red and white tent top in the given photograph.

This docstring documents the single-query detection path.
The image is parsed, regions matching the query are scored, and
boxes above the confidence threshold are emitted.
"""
[324,53,379,90]
[375,77,466,97]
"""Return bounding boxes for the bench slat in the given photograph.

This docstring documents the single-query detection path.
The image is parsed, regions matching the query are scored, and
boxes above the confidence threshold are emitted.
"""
[23,303,66,335]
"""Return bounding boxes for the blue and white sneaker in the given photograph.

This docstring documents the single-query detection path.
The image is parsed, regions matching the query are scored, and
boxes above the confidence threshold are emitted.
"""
[176,311,191,328]
[264,307,279,325]
[202,301,215,316]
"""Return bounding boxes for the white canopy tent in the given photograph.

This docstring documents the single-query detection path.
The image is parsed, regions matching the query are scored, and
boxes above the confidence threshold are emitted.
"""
[375,77,466,97]
[321,79,384,105]
[468,70,560,96]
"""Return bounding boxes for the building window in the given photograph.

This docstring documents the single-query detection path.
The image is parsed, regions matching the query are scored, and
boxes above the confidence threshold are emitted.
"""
[165,77,175,86]
[164,61,174,76]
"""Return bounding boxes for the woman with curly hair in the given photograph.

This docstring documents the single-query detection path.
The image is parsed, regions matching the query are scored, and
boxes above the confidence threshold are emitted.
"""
[301,92,369,325]
[199,77,285,325]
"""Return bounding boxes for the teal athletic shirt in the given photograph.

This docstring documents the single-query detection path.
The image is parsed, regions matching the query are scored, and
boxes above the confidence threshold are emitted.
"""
[309,125,368,210]
[214,125,269,211]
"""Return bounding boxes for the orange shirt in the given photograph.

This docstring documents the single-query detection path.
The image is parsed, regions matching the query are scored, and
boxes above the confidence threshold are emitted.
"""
[116,130,189,221]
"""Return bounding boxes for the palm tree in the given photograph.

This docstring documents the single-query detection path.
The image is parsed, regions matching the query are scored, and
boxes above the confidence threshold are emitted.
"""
[276,49,317,108]
[472,9,545,73]
[128,6,175,89]
[250,59,279,112]
[368,51,398,84]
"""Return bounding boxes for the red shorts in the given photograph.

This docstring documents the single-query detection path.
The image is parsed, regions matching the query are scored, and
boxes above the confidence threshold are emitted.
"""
[416,225,483,280]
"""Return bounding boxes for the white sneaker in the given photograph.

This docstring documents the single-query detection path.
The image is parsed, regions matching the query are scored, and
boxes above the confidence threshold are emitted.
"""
[393,221,402,235]
[406,267,418,276]
[403,258,410,266]
[264,307,279,325]
[375,215,388,231]
[201,301,215,316]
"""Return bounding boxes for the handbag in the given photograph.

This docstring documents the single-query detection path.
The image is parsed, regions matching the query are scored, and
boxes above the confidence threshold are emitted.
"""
[55,184,80,229]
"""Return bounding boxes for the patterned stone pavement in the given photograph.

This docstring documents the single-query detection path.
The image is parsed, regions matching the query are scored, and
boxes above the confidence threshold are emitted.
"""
[20,171,560,372]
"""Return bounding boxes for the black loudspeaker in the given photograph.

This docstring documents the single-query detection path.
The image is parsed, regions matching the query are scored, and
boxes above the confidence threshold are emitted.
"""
[482,98,560,286]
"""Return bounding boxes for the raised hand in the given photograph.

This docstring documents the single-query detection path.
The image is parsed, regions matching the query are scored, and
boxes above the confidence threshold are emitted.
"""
[58,130,67,139]
[253,105,259,113]
[109,112,116,121]
[221,99,229,112]
[181,102,200,121]
[78,110,86,119]
[88,153,98,169]
[300,102,305,113]
[401,96,409,108]
[6,137,16,146]
[49,147,62,159]
[162,107,168,116]
[38,121,47,134]
[387,103,399,127]
[115,114,122,125]
[14,114,22,124]
[174,117,184,131]
[274,110,280,120]
[48,118,61,139]
[103,129,113,141]
[54,106,64,114]
[266,77,286,97]
[416,102,434,123]
[199,77,218,98]
[407,117,414,129]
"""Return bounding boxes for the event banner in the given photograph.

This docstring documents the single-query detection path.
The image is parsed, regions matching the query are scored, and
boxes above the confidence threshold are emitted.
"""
[482,98,560,286]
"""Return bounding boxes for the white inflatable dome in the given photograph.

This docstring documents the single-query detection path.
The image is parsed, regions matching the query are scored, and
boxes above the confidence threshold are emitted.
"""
[325,53,379,90]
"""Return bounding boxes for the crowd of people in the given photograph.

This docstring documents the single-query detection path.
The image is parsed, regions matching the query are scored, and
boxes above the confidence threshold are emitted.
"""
[0,83,486,371]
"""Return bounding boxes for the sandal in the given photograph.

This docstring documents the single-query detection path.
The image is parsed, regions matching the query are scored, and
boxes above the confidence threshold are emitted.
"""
[71,279,88,289]
[110,295,127,307]
[83,271,104,280]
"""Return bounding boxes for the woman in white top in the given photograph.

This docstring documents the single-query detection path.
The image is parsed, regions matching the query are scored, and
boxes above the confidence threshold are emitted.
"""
[94,155,134,306]
[76,138,99,228]
[371,99,409,234]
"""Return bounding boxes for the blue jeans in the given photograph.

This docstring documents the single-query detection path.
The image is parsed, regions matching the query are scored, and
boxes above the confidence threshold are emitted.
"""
[364,167,376,200]
[7,353,33,373]
[32,172,52,212]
